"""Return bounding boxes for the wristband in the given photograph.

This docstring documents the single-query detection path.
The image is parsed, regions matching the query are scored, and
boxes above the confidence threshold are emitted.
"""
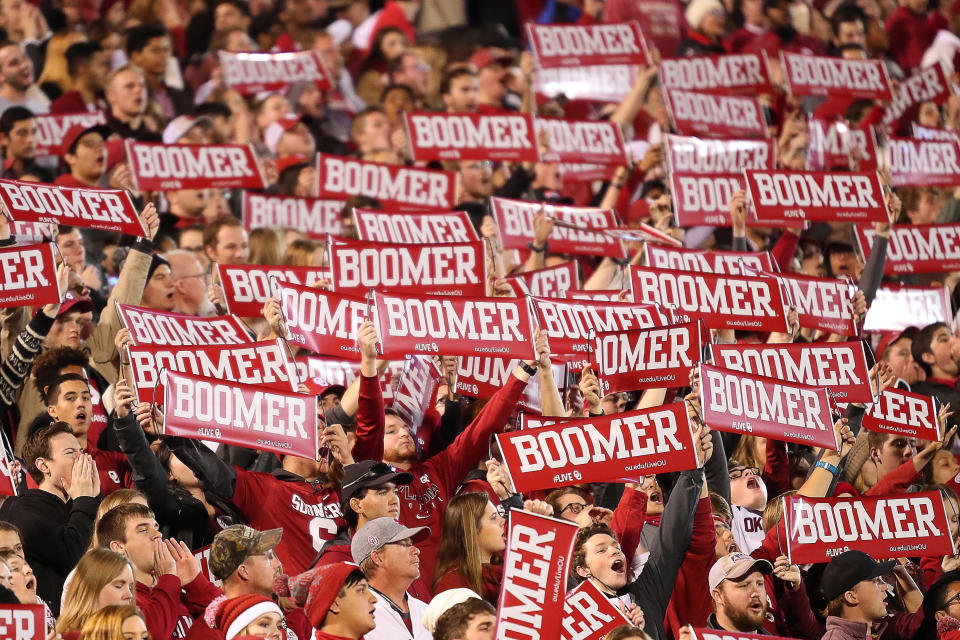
[815,460,839,476]
[518,361,537,376]
[527,241,548,253]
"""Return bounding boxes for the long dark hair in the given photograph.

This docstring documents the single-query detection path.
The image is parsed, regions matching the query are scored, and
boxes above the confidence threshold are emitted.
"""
[360,27,407,74]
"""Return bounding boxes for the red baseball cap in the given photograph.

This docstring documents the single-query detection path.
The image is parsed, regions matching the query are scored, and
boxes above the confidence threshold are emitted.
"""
[875,328,915,360]
[61,123,112,157]
[469,47,514,71]
[58,291,94,317]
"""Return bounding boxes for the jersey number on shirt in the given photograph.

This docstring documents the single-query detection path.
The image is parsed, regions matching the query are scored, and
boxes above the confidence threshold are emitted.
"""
[309,517,338,550]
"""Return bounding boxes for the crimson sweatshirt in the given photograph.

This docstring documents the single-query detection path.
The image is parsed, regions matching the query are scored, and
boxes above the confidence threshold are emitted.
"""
[396,374,527,598]
[136,573,222,640]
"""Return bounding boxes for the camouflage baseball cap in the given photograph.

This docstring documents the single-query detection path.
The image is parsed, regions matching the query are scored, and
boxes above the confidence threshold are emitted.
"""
[210,525,283,581]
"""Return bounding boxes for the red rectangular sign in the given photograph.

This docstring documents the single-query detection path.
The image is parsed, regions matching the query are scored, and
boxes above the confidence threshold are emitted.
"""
[392,355,438,432]
[645,245,775,274]
[497,403,700,493]
[34,111,107,156]
[781,51,892,100]
[0,178,145,236]
[592,321,702,394]
[527,21,648,67]
[855,224,960,275]
[504,262,579,298]
[665,134,776,226]
[629,266,789,332]
[274,279,366,359]
[374,292,535,360]
[700,363,838,450]
[126,141,265,191]
[491,197,624,258]
[315,153,458,211]
[163,369,318,461]
[772,271,858,336]
[353,208,478,244]
[863,388,941,441]
[887,137,960,187]
[327,237,486,297]
[784,492,956,564]
[0,243,61,308]
[914,123,960,142]
[692,629,795,640]
[456,358,566,413]
[0,604,45,640]
[530,296,673,357]
[219,50,331,94]
[659,52,772,95]
[242,192,343,237]
[127,339,299,403]
[497,510,579,640]
[743,170,889,224]
[218,264,329,318]
[561,580,629,640]
[709,341,872,403]
[118,304,250,347]
[863,284,951,332]
[883,60,955,126]
[663,89,767,138]
[536,65,636,102]
[404,112,538,162]
[808,120,878,171]
[535,118,629,165]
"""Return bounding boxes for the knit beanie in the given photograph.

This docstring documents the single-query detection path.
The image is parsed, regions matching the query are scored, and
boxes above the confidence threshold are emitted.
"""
[215,594,283,640]
[304,562,362,629]
[685,0,724,30]
[146,253,171,282]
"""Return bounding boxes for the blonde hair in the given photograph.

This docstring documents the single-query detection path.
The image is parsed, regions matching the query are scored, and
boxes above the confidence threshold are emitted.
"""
[433,493,490,596]
[58,550,135,634]
[38,31,87,93]
[282,239,319,267]
[79,605,145,640]
[92,489,147,549]
[249,228,284,266]
[730,436,765,471]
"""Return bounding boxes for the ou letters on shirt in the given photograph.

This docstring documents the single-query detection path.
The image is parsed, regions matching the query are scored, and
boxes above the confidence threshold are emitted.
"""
[731,505,765,554]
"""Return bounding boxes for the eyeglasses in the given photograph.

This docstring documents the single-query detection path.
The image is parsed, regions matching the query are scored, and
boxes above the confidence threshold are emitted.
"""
[943,591,960,610]
[729,467,762,479]
[560,502,587,515]
[466,161,493,171]
[177,272,208,282]
[385,539,413,548]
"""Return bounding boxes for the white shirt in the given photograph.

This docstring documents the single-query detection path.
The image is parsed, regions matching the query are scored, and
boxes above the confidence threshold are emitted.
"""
[365,589,431,640]
[731,505,765,555]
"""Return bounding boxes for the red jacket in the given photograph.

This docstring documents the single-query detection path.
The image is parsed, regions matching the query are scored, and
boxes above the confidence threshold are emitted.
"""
[87,443,132,496]
[434,562,503,604]
[397,374,527,598]
[665,496,715,637]
[227,374,383,574]
[885,6,945,71]
[610,488,647,567]
[136,574,222,640]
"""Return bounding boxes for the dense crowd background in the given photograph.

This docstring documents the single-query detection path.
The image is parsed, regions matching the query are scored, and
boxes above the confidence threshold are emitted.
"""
[1,0,960,639]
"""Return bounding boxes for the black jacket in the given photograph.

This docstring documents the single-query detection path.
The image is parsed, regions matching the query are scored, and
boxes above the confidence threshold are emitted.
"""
[0,489,100,614]
[112,412,217,548]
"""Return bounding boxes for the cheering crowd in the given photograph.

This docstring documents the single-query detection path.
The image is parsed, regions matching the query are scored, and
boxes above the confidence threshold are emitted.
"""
[3,0,960,639]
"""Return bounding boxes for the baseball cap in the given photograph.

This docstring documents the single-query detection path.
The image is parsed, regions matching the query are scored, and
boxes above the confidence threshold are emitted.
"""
[57,291,94,317]
[61,123,112,156]
[209,524,283,580]
[264,114,304,152]
[469,47,514,71]
[820,550,896,601]
[341,460,413,504]
[708,552,774,590]
[351,517,430,564]
[875,327,917,360]
[162,115,213,145]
